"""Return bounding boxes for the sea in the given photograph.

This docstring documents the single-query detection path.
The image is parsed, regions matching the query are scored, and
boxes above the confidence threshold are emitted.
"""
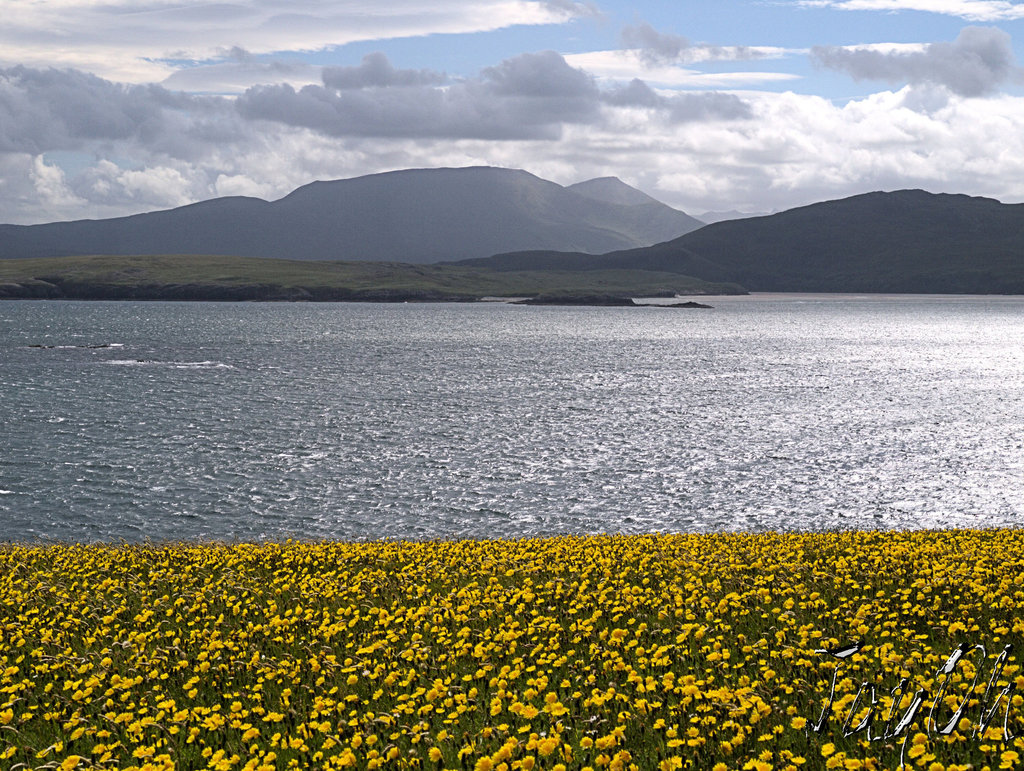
[2,294,1022,543]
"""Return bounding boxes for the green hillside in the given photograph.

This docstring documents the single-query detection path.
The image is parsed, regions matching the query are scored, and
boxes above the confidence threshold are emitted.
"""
[0,254,742,301]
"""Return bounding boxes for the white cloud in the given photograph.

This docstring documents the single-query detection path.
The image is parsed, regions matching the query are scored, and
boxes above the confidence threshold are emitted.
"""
[162,52,324,95]
[69,159,209,211]
[0,1,582,83]
[234,85,1024,217]
[30,156,87,218]
[214,173,279,199]
[641,87,1024,213]
[564,50,801,88]
[797,0,1024,21]
[4,51,1024,226]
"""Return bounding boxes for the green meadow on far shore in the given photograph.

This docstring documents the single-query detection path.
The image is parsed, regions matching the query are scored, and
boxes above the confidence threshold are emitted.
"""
[0,254,744,302]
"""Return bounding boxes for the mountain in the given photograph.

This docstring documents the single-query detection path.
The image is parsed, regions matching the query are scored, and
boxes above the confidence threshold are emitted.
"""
[0,167,704,264]
[458,190,1024,294]
[568,177,671,208]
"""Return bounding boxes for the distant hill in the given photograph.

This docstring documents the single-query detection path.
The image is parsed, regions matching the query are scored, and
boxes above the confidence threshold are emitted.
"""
[0,167,704,264]
[458,190,1024,294]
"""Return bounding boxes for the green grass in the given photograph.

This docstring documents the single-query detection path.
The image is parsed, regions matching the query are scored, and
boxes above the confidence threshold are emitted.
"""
[0,254,744,301]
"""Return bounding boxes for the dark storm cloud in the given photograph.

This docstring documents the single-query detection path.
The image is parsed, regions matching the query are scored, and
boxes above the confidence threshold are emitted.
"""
[811,26,1020,97]
[322,52,445,90]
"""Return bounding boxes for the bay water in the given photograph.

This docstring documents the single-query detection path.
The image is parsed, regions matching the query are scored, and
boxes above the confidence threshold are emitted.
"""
[2,295,1022,543]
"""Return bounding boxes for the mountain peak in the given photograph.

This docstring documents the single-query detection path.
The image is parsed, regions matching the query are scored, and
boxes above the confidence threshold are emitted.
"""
[0,166,704,263]
[567,177,663,208]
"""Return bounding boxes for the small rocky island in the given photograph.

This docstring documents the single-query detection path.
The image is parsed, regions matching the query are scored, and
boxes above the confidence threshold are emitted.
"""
[514,295,712,308]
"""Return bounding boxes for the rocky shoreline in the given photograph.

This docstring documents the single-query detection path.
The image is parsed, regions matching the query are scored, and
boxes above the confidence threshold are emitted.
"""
[0,280,715,306]
[0,279,476,303]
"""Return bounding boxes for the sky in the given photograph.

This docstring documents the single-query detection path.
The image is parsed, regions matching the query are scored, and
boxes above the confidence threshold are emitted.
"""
[3,0,1024,224]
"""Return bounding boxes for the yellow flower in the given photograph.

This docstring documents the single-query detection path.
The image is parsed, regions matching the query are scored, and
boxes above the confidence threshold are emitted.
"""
[538,737,560,757]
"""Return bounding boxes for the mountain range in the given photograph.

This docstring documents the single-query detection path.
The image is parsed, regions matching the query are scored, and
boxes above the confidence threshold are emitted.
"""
[3,168,1024,294]
[459,189,1024,294]
[0,167,704,264]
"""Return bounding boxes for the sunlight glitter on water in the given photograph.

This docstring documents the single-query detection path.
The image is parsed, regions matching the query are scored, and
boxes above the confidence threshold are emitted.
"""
[2,295,1023,542]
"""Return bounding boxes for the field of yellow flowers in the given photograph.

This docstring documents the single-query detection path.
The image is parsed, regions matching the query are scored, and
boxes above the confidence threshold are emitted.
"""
[2,530,1024,771]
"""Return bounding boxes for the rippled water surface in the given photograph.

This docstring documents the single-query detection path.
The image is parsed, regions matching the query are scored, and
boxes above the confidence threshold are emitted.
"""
[2,296,1023,542]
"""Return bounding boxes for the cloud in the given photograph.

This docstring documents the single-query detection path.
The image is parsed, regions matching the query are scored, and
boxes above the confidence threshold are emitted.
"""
[236,52,598,140]
[667,92,754,122]
[565,50,800,88]
[9,44,1024,232]
[601,78,752,120]
[0,1,584,84]
[236,65,582,141]
[238,81,549,140]
[322,53,446,90]
[811,26,1020,96]
[621,22,781,66]
[30,156,86,214]
[602,79,665,108]
[0,54,752,169]
[540,0,603,18]
[0,66,220,155]
[797,0,1024,21]
[5,84,1024,228]
[70,160,198,210]
[162,49,323,95]
[483,50,598,98]
[237,51,751,140]
[621,23,694,64]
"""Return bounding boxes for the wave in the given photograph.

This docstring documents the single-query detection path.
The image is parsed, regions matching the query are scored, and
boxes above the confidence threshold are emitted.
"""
[104,359,234,369]
[27,343,124,349]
